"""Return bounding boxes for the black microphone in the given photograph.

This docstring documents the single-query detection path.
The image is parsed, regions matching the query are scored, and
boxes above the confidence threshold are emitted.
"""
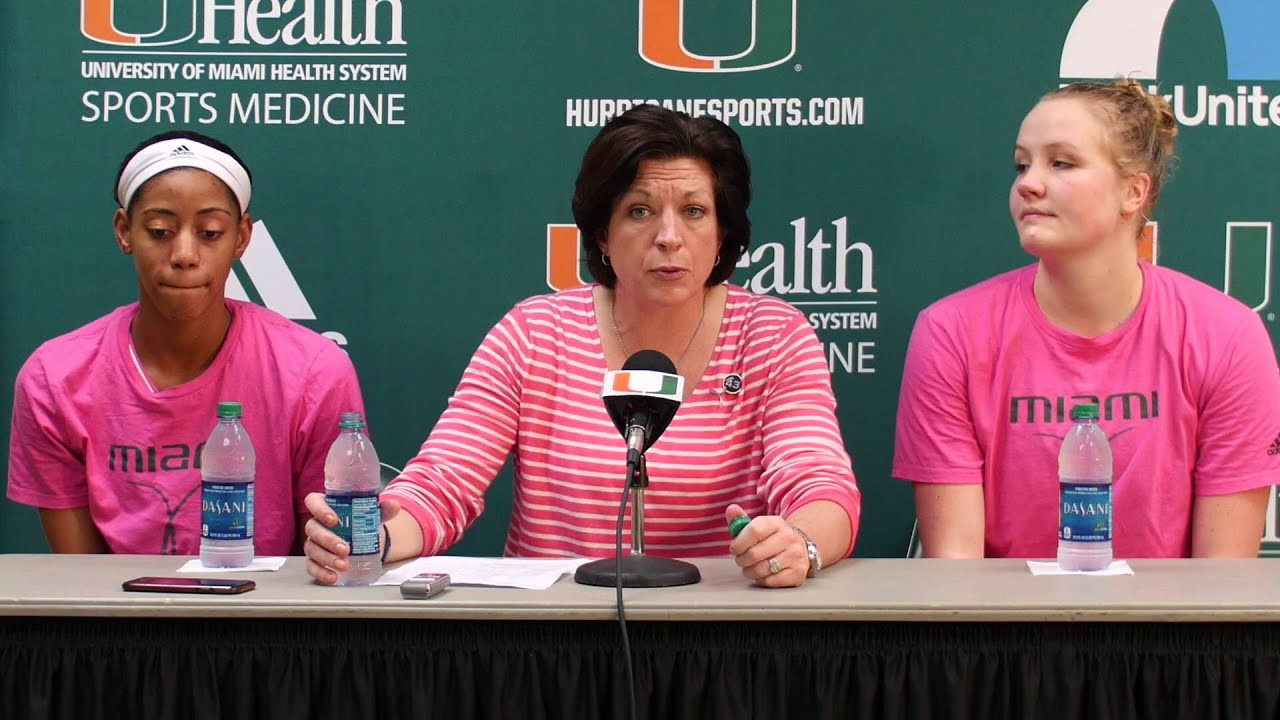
[576,349,700,591]
[601,350,684,467]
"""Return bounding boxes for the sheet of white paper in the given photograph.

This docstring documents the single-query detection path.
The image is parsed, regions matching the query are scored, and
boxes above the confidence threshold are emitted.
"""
[374,556,591,590]
[177,557,288,573]
[1026,560,1134,576]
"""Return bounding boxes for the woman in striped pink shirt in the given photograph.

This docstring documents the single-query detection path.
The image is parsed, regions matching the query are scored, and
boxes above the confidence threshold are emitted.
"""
[304,106,860,587]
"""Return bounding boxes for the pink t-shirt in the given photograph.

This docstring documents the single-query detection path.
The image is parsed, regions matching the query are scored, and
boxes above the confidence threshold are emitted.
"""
[7,300,365,555]
[381,285,860,558]
[893,263,1280,558]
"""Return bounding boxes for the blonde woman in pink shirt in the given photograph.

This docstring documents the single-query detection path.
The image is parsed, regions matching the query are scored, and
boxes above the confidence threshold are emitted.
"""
[303,106,861,587]
[894,80,1280,559]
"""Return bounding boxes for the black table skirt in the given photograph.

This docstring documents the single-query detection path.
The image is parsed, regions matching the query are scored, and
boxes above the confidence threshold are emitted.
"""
[4,617,1278,720]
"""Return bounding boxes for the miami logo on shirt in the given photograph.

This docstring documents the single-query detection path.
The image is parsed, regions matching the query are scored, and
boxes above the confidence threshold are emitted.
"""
[108,441,204,554]
[1008,391,1156,445]
[1008,391,1159,425]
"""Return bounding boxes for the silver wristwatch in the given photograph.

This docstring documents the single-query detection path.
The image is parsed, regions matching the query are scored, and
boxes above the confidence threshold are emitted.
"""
[790,525,822,578]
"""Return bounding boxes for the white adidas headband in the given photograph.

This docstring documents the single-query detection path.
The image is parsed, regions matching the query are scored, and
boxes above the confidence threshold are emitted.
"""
[116,138,252,214]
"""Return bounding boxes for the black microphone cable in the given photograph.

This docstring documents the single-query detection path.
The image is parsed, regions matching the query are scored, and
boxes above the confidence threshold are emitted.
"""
[614,458,639,720]
[604,349,679,720]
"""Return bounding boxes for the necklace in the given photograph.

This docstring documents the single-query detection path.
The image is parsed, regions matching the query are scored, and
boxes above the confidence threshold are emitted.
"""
[611,290,707,366]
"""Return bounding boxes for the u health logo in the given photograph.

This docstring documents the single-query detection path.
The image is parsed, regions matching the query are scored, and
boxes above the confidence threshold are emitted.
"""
[638,0,797,73]
[80,0,405,47]
[81,0,196,46]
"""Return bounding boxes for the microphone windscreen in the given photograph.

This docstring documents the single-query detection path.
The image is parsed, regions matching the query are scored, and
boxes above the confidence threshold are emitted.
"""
[603,351,684,451]
[622,349,676,374]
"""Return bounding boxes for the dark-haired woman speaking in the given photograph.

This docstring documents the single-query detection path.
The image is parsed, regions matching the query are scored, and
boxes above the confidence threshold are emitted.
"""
[304,106,860,588]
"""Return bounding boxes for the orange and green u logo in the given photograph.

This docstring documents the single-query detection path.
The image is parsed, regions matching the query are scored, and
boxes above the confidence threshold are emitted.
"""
[546,225,589,292]
[613,371,680,396]
[639,0,797,73]
[81,0,196,46]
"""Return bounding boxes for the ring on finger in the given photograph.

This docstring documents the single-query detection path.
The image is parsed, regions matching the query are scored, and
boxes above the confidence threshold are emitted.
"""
[767,556,782,575]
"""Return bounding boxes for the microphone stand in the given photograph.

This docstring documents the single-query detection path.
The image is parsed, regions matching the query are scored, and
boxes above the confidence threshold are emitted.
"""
[574,454,702,587]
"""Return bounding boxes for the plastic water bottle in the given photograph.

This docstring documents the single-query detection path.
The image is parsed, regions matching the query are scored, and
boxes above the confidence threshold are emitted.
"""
[324,411,382,585]
[200,401,255,568]
[1057,403,1113,571]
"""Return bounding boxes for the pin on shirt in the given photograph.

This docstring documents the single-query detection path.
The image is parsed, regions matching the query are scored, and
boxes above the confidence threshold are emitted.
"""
[714,373,744,407]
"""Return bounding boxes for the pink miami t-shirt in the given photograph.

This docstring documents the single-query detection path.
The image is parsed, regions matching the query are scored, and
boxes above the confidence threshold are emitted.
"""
[7,300,365,555]
[893,263,1280,558]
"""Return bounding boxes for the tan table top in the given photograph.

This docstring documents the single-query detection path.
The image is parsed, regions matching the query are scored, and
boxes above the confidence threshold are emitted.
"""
[0,554,1274,622]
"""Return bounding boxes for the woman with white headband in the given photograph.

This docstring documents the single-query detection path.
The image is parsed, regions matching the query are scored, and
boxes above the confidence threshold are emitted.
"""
[6,130,366,556]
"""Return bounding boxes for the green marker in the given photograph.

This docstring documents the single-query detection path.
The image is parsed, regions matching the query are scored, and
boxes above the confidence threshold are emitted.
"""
[728,514,751,538]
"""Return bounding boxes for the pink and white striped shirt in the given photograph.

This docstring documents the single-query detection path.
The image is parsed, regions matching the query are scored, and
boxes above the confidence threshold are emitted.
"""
[382,285,860,558]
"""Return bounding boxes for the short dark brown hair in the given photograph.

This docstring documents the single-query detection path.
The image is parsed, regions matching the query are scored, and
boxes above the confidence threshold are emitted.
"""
[571,105,751,288]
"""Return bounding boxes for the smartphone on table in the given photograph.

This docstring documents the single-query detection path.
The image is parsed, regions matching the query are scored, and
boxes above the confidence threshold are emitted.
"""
[122,576,256,594]
[400,573,450,599]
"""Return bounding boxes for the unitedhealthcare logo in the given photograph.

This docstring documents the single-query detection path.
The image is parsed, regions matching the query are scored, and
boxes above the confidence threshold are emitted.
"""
[227,221,348,346]
[1061,0,1280,81]
[1061,0,1280,128]
[638,0,796,73]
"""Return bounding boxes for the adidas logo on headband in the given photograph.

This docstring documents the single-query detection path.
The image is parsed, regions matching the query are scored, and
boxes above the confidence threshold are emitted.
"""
[118,138,252,214]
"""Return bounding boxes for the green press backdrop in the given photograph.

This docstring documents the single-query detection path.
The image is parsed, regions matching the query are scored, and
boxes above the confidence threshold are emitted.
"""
[2,0,1278,556]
